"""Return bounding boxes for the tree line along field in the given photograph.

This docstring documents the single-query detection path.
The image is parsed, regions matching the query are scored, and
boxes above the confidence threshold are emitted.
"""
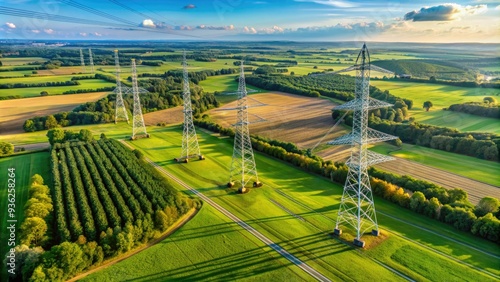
[81,125,499,281]
[0,152,51,281]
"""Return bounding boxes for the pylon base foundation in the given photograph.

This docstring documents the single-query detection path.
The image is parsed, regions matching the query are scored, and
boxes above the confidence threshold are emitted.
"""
[130,134,150,141]
[353,239,365,248]
[333,228,342,236]
[174,155,205,163]
[253,181,263,188]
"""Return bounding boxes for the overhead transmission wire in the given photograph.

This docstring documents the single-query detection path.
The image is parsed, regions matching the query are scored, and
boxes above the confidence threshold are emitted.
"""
[107,0,163,25]
[57,0,137,26]
[309,111,349,153]
[0,6,199,38]
[0,6,127,27]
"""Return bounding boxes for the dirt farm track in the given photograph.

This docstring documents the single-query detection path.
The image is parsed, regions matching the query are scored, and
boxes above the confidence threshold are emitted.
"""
[209,92,499,205]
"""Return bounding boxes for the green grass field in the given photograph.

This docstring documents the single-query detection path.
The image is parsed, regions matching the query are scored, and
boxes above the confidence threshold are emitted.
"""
[82,204,312,282]
[371,143,500,187]
[0,79,115,98]
[0,152,51,281]
[370,80,500,110]
[82,125,499,281]
[0,74,89,84]
[411,109,500,134]
[0,57,46,66]
[199,74,263,93]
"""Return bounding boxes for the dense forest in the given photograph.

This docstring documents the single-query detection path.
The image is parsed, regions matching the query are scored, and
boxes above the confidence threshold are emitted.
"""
[12,135,200,281]
[371,59,477,81]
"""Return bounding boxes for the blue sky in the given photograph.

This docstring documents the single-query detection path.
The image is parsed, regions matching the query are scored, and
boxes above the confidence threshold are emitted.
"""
[1,0,499,42]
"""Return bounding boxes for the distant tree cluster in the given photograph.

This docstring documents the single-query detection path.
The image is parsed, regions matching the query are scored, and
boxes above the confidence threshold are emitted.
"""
[370,59,478,81]
[448,100,500,119]
[0,141,14,156]
[46,128,94,145]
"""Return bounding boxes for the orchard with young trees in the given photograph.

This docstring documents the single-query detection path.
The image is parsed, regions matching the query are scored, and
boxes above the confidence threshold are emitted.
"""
[11,135,200,281]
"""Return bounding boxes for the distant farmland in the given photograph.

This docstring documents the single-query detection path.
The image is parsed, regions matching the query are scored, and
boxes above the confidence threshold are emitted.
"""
[0,92,109,134]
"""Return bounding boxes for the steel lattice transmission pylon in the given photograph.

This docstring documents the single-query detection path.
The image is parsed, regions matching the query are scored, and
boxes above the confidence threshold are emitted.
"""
[113,50,129,124]
[88,48,95,74]
[227,62,262,193]
[327,43,397,247]
[79,49,85,73]
[175,51,204,163]
[130,59,149,140]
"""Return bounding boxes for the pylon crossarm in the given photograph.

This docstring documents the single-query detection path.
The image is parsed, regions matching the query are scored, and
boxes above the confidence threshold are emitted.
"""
[334,97,393,111]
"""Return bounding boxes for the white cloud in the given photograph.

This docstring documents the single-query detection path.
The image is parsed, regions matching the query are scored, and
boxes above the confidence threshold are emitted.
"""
[80,32,87,36]
[44,29,54,34]
[495,5,500,10]
[243,26,257,34]
[31,29,40,34]
[93,32,102,36]
[260,25,285,34]
[197,24,235,30]
[403,4,487,22]
[5,22,16,29]
[140,19,156,28]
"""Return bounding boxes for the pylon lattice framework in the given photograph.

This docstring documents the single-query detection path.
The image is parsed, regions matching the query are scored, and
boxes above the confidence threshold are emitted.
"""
[79,49,85,72]
[130,59,149,140]
[176,51,203,162]
[88,48,95,74]
[113,50,129,124]
[228,62,262,192]
[327,43,396,246]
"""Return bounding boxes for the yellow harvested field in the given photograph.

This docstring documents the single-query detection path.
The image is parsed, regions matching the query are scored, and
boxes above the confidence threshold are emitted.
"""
[143,106,184,126]
[0,92,108,135]
[209,92,351,160]
[36,67,89,76]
